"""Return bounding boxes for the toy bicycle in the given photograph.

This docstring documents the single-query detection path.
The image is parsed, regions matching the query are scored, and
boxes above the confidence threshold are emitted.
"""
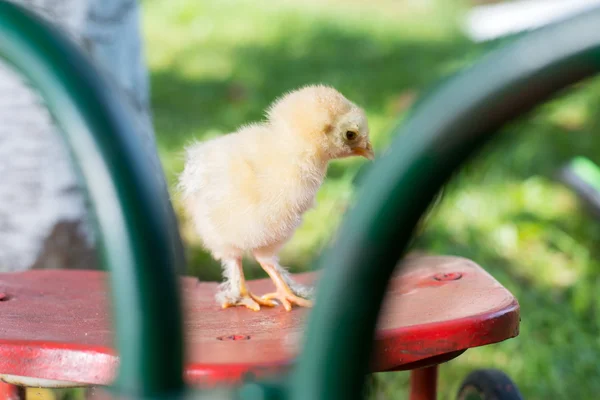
[0,2,599,399]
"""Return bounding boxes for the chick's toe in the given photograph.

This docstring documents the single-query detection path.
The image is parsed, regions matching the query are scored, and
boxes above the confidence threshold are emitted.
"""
[221,293,276,311]
[261,290,313,312]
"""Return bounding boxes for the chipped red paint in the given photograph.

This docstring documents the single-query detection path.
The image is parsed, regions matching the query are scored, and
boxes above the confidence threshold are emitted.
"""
[0,255,519,387]
[0,341,117,385]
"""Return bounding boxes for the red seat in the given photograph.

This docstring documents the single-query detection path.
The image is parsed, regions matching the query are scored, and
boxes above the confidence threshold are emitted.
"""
[0,255,519,388]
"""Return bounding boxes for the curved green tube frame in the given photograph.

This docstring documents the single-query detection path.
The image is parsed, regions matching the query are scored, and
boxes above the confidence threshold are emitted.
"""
[292,8,600,400]
[0,3,185,397]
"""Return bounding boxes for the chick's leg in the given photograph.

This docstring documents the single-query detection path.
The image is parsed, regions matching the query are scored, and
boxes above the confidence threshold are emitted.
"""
[216,258,276,311]
[254,256,313,311]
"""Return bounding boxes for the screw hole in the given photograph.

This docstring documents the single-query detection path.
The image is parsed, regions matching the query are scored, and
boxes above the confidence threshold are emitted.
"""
[432,272,462,281]
[217,334,250,341]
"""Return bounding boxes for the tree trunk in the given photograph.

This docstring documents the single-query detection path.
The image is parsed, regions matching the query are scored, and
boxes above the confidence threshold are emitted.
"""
[0,0,177,272]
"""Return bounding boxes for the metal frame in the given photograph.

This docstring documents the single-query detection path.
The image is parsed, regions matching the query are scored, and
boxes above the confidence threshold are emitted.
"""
[0,3,185,397]
[293,8,600,400]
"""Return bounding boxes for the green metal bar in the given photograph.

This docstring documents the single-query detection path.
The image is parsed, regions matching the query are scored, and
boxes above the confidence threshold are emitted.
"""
[0,3,185,397]
[292,8,600,400]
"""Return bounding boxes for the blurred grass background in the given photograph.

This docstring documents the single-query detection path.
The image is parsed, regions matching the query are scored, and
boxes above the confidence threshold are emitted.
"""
[140,0,600,398]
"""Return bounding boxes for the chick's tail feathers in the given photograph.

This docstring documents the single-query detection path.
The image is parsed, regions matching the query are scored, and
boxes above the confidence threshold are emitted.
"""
[176,141,205,199]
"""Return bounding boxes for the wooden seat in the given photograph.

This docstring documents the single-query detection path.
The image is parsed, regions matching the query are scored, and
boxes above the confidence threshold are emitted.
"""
[0,255,519,388]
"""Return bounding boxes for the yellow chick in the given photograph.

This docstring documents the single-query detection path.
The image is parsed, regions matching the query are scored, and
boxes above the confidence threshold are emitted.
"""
[178,85,373,311]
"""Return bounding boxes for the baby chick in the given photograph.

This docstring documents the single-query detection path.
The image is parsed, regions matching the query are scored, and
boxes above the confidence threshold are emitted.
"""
[178,85,373,311]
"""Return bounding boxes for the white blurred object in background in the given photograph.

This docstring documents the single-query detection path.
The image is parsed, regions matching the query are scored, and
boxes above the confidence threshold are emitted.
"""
[465,0,600,42]
[0,0,172,271]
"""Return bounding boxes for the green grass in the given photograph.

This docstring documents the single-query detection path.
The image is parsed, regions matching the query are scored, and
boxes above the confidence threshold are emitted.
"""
[142,0,600,398]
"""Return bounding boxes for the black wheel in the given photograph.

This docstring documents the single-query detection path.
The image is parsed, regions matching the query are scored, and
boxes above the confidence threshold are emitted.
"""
[457,369,523,400]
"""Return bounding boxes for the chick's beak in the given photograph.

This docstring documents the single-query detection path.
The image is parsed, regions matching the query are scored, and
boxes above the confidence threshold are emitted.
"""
[353,141,375,160]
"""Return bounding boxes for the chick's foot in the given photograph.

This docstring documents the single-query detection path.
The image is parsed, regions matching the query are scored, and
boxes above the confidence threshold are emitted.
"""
[222,293,276,311]
[261,289,312,312]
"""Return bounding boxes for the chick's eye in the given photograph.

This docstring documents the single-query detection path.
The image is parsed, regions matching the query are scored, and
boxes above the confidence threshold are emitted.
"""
[345,131,358,141]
